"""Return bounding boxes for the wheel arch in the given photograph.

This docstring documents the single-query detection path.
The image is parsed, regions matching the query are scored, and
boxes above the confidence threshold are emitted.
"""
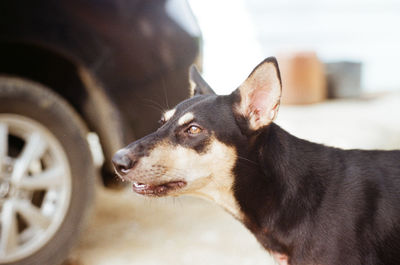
[0,41,127,181]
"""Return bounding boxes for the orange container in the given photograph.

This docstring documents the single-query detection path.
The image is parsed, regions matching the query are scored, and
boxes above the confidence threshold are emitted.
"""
[277,52,327,104]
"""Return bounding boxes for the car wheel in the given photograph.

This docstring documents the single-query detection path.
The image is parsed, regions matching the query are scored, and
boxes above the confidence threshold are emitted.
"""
[0,77,96,265]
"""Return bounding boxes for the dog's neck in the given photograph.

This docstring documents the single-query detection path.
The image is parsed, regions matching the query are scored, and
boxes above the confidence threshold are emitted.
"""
[186,123,336,257]
[188,175,244,220]
[234,123,334,254]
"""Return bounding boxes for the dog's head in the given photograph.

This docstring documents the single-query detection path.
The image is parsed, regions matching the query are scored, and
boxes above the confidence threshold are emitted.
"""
[112,57,282,216]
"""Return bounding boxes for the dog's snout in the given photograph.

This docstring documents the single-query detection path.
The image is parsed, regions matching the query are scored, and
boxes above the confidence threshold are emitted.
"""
[112,149,136,175]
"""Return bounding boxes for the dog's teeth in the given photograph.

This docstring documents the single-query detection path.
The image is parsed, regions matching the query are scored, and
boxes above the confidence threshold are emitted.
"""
[133,182,146,188]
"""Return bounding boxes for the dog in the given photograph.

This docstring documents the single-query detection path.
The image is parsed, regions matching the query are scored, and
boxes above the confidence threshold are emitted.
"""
[112,57,400,265]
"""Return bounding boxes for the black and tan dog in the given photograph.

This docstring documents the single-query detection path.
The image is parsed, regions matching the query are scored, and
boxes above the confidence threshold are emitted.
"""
[112,58,400,265]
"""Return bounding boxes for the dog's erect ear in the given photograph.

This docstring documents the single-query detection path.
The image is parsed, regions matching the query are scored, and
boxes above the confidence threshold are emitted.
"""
[233,57,282,132]
[189,65,216,97]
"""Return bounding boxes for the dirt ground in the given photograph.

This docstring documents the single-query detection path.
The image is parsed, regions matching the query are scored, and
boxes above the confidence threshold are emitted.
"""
[68,186,276,265]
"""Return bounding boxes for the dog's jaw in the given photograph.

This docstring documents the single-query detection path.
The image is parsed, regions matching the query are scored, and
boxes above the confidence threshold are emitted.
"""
[119,136,244,220]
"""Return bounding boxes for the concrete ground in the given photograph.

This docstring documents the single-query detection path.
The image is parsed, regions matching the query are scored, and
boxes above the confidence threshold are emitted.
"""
[68,92,399,265]
[68,188,276,265]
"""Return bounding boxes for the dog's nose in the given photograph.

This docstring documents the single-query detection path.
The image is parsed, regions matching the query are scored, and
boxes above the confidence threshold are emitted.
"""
[112,149,136,175]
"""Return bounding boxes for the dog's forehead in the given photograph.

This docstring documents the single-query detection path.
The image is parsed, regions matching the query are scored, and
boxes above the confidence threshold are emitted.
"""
[164,95,217,123]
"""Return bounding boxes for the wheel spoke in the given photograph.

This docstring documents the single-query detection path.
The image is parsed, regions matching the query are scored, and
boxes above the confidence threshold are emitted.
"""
[0,115,73,260]
[0,123,8,174]
[15,200,50,229]
[14,165,64,190]
[0,200,18,255]
[12,132,47,182]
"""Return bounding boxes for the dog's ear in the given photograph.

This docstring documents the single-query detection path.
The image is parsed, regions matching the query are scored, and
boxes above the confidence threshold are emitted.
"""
[189,65,216,97]
[233,57,282,132]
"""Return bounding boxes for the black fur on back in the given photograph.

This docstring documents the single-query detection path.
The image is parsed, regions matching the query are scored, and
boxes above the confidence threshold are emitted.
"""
[233,123,400,265]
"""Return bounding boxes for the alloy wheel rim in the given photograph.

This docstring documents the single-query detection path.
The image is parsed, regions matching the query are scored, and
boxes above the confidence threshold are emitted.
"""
[0,114,72,262]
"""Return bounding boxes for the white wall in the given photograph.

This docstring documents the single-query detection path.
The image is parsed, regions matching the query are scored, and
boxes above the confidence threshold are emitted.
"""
[189,0,400,94]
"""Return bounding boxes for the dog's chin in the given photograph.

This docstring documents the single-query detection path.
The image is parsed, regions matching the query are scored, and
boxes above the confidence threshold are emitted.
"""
[131,181,187,197]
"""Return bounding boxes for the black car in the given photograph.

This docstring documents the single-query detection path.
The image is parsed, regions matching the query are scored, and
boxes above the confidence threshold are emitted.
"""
[0,0,201,264]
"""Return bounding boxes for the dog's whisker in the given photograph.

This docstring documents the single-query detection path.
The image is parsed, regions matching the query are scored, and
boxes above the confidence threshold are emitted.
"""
[141,98,165,112]
[237,156,258,165]
[161,77,170,109]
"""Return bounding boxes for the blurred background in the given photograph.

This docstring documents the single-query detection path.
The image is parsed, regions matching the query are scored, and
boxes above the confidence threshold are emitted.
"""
[190,0,400,95]
[0,0,399,265]
[188,0,400,150]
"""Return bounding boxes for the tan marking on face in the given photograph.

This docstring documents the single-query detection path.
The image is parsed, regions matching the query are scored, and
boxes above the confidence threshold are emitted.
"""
[163,109,176,122]
[128,137,243,220]
[178,112,194,126]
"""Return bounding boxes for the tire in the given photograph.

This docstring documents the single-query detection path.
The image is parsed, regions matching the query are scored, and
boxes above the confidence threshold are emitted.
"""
[0,77,96,265]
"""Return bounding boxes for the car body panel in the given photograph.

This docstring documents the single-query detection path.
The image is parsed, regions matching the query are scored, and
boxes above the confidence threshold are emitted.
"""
[0,0,201,173]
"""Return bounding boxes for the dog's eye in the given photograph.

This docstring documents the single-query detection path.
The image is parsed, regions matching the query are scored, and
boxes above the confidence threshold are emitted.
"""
[187,125,202,135]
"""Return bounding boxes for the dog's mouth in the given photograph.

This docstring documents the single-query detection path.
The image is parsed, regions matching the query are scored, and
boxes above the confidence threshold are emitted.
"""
[132,181,187,196]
